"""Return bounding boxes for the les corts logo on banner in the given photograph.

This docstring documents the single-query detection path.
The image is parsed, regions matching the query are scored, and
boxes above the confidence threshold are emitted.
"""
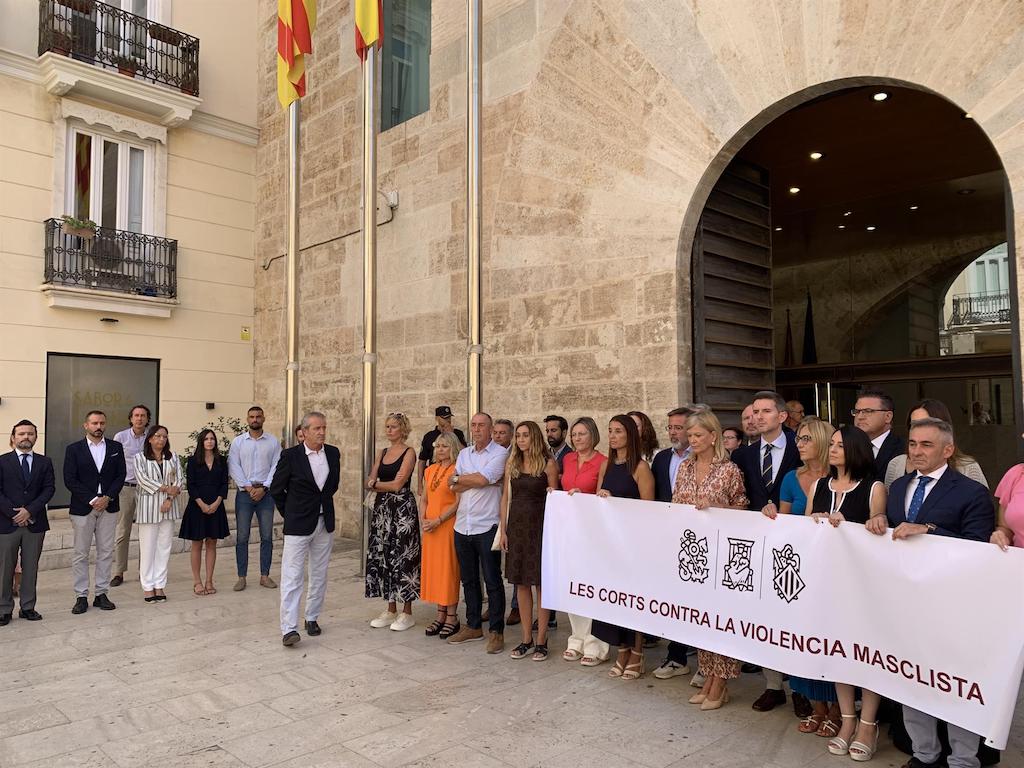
[678,529,804,602]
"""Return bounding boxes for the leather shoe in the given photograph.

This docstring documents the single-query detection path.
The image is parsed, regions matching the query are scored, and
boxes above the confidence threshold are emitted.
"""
[110,575,124,587]
[71,596,88,615]
[305,620,322,636]
[18,609,42,621]
[0,614,11,626]
[901,759,943,768]
[93,593,116,611]
[751,688,787,712]
[506,608,521,626]
[282,631,301,646]
[792,691,812,718]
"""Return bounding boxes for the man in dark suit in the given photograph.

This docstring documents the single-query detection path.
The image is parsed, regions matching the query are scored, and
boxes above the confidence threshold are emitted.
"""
[270,411,340,647]
[0,420,55,624]
[731,391,806,715]
[853,389,905,479]
[869,416,993,768]
[652,404,708,682]
[63,410,125,614]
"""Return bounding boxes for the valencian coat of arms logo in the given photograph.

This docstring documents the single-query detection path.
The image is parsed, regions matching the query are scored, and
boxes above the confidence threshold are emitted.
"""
[772,544,805,603]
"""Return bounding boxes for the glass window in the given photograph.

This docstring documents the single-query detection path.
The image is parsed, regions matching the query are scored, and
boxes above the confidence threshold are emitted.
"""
[127,147,145,233]
[101,140,119,229]
[380,0,431,131]
[74,133,92,220]
[67,127,149,232]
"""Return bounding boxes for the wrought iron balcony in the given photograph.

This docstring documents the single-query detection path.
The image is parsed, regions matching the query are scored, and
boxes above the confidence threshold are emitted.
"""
[948,290,1011,327]
[38,0,199,96]
[43,218,177,299]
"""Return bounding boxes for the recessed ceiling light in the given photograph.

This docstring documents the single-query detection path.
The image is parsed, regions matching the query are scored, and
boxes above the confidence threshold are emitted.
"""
[872,92,889,102]
[838,225,846,230]
[963,112,973,119]
[774,226,783,232]
[866,226,877,231]
[843,211,852,217]
[958,188,975,195]
[789,186,800,194]
[809,151,824,160]
[909,205,919,210]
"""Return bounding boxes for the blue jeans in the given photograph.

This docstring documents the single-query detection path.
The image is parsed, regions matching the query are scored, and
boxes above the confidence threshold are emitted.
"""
[454,526,504,633]
[235,489,274,577]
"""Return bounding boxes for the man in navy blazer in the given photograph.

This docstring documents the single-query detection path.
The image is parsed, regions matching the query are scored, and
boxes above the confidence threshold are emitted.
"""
[63,410,125,614]
[868,416,993,768]
[270,411,340,646]
[0,420,55,624]
[730,391,805,715]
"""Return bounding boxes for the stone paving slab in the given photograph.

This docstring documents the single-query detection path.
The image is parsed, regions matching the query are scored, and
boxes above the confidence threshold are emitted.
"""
[0,541,1021,768]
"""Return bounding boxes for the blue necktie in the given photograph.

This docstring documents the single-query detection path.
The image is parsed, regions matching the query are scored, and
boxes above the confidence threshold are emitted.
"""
[906,475,932,522]
[20,454,30,484]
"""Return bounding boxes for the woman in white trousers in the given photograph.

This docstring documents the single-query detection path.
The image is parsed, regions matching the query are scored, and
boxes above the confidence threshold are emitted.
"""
[133,425,184,602]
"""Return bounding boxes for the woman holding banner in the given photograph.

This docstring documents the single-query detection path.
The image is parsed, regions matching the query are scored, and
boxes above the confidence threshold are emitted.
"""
[809,426,887,761]
[673,410,748,711]
[593,415,655,679]
[762,417,842,736]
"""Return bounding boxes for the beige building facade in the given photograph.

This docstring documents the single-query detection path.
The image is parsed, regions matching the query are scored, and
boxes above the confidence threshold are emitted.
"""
[0,0,259,495]
[253,0,1024,536]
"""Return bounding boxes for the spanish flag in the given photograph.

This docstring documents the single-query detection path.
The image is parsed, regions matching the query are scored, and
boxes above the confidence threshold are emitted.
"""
[277,0,316,110]
[355,0,382,62]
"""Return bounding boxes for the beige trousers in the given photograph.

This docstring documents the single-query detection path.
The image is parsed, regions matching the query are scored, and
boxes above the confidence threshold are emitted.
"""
[114,484,137,575]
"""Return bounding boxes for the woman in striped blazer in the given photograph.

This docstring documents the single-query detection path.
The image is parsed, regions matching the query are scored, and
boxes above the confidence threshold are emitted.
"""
[134,425,185,602]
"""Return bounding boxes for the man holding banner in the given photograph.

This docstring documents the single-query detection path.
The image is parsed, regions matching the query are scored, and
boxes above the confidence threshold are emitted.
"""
[871,417,994,768]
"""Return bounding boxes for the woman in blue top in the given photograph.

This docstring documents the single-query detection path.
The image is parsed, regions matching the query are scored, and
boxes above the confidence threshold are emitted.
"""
[761,417,838,737]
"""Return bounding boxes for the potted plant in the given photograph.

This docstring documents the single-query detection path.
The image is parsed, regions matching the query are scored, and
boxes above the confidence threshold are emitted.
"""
[60,214,96,240]
[114,55,138,77]
[148,23,182,46]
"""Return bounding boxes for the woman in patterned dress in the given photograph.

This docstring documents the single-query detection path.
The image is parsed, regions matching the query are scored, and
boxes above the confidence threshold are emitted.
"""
[673,410,749,711]
[365,413,420,631]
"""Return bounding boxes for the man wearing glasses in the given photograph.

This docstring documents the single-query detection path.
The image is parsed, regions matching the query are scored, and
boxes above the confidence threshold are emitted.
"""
[852,389,905,478]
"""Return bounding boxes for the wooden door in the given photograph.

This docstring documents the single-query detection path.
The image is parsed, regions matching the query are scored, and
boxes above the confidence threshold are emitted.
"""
[691,158,774,424]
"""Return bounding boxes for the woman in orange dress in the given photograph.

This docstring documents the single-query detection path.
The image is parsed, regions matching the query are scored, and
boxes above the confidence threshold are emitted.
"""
[419,431,462,639]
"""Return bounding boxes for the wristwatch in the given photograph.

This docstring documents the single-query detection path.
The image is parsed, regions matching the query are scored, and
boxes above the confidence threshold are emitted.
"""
[924,523,937,533]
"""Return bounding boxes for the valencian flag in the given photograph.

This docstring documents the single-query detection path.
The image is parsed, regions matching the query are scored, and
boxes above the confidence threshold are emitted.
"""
[277,0,316,110]
[355,0,382,61]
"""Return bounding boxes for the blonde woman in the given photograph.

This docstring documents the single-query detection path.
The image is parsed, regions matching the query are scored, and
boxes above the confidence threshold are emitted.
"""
[499,421,558,660]
[133,425,184,602]
[365,412,420,631]
[673,410,748,710]
[419,430,462,639]
[762,417,840,737]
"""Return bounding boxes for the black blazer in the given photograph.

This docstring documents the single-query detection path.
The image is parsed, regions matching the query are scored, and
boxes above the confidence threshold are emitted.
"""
[652,447,680,502]
[270,443,341,535]
[0,451,55,534]
[732,429,801,510]
[873,431,906,479]
[886,468,994,542]
[63,438,126,516]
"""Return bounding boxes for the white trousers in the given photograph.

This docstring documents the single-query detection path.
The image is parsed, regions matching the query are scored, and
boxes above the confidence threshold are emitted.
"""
[138,519,174,590]
[566,613,610,659]
[280,517,333,634]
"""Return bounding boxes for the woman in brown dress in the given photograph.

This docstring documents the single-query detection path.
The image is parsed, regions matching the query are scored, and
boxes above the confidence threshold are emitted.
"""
[673,410,748,711]
[499,420,559,661]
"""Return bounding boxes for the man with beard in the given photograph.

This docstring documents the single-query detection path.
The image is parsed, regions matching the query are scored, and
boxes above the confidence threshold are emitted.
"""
[544,415,570,474]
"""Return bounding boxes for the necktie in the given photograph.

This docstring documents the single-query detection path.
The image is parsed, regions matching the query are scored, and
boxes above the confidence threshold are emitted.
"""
[907,475,932,522]
[20,454,30,484]
[761,444,773,489]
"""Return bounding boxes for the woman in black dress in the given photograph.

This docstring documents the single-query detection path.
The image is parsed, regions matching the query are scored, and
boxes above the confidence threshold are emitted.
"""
[365,412,420,631]
[499,420,559,660]
[179,429,230,595]
[593,415,655,679]
[808,425,887,761]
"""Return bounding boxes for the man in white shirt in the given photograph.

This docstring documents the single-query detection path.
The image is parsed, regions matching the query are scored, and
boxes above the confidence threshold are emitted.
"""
[445,412,508,654]
[110,404,150,587]
[228,406,282,591]
[852,389,904,479]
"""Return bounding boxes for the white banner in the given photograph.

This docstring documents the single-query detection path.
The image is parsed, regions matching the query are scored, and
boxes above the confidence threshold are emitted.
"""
[541,491,1024,748]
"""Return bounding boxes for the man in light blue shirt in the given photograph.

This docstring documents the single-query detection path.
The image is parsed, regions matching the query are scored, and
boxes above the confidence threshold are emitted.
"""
[227,406,281,591]
[445,412,508,653]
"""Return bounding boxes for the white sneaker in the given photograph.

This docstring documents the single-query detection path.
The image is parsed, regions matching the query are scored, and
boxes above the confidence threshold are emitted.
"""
[370,610,397,628]
[653,660,691,680]
[690,672,706,688]
[390,613,415,631]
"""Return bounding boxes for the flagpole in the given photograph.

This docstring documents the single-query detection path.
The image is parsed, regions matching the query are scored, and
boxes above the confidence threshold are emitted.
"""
[359,43,378,575]
[284,100,301,448]
[466,0,482,418]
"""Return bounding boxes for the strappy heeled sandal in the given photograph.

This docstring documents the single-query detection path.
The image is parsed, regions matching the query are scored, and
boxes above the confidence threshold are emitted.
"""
[798,713,826,734]
[510,641,533,659]
[608,649,629,677]
[532,643,548,661]
[817,716,841,738]
[562,648,583,661]
[438,614,460,640]
[849,719,879,762]
[827,714,859,755]
[622,649,644,680]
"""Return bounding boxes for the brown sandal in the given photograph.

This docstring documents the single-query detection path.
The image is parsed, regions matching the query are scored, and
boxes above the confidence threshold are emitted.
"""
[817,716,841,738]
[798,713,826,734]
[193,583,207,596]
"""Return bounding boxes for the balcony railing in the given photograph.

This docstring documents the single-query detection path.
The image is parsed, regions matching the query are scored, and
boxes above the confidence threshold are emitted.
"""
[43,218,177,299]
[38,0,199,96]
[948,290,1011,327]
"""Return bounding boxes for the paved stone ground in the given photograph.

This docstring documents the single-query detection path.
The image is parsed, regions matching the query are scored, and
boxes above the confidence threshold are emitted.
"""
[1,540,1021,768]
